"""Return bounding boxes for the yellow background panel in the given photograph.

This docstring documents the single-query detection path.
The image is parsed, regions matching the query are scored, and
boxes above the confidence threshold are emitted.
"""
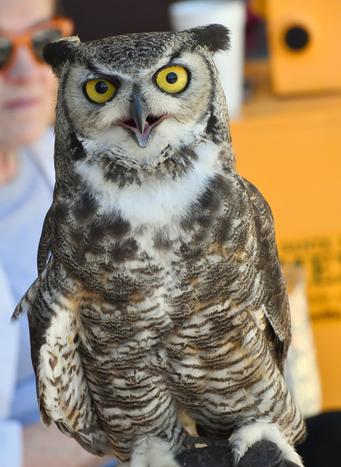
[231,61,341,409]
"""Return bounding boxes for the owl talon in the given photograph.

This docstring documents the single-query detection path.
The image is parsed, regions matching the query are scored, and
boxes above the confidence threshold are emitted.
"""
[185,435,212,449]
[131,437,180,467]
[231,448,241,467]
[229,422,304,467]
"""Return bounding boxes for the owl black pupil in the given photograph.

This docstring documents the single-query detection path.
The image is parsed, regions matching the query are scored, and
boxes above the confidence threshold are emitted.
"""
[166,72,178,84]
[95,81,108,94]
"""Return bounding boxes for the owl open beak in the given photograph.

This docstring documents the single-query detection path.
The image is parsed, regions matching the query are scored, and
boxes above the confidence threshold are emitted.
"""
[119,95,166,148]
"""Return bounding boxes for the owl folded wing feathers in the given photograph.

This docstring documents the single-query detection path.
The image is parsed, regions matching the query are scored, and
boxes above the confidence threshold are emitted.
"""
[242,177,291,369]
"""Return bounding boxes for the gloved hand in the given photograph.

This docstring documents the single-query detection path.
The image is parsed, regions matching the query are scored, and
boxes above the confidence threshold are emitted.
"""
[177,440,301,467]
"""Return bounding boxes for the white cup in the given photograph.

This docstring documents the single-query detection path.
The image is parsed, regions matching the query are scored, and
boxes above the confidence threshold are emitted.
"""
[169,1,246,119]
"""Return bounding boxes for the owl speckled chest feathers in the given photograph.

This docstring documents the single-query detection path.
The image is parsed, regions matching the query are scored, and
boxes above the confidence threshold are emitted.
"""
[14,25,305,467]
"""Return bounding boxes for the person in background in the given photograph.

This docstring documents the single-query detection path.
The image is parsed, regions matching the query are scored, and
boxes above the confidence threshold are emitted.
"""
[0,0,110,465]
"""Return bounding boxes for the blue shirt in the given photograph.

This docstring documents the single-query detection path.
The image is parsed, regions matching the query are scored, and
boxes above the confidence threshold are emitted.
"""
[0,148,53,425]
[0,135,54,467]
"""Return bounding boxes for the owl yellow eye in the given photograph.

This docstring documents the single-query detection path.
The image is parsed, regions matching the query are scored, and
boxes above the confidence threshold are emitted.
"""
[84,79,117,104]
[155,65,189,94]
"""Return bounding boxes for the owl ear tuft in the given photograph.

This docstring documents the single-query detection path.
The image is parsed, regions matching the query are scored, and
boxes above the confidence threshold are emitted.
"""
[191,24,230,53]
[43,36,81,73]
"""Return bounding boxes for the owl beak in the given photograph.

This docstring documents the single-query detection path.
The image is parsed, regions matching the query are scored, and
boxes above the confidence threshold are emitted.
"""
[131,95,151,148]
[132,94,147,135]
[119,95,166,148]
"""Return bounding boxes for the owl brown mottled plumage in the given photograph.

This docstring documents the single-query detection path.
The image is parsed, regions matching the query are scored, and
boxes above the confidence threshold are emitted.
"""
[13,25,305,467]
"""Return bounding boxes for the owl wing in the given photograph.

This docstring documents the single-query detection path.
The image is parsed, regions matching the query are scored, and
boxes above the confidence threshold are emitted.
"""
[37,207,53,275]
[26,260,112,456]
[241,177,291,367]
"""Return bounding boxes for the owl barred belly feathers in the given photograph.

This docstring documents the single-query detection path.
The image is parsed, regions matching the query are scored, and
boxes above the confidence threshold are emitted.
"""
[14,25,305,466]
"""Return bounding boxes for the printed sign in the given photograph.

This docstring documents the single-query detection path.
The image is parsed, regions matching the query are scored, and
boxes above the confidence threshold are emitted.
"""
[280,235,341,322]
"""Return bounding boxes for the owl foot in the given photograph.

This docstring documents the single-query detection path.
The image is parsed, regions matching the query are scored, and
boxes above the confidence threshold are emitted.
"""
[127,437,180,467]
[229,422,303,467]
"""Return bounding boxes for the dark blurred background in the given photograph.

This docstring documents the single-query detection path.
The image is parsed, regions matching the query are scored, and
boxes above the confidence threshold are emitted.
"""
[62,0,172,40]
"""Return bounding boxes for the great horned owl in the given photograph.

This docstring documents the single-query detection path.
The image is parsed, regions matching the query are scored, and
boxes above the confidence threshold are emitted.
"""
[14,25,305,467]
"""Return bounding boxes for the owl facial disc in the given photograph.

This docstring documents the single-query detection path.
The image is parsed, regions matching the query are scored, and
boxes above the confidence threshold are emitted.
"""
[119,94,166,148]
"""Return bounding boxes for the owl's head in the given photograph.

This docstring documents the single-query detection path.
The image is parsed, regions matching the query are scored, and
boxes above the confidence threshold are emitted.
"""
[44,25,230,167]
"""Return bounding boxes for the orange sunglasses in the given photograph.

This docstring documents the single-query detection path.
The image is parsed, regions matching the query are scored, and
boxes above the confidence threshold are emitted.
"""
[0,16,74,73]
